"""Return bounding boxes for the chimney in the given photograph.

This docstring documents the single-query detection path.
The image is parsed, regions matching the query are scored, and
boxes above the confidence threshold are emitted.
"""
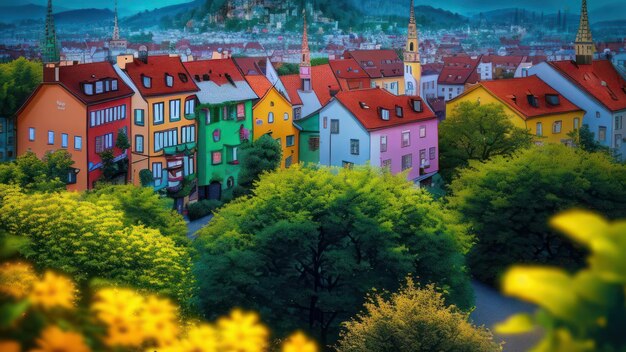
[43,63,59,83]
[116,54,134,70]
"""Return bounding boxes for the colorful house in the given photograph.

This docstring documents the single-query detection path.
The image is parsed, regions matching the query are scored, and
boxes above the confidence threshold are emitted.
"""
[343,50,405,95]
[329,58,371,91]
[438,56,481,101]
[446,76,585,145]
[183,58,257,200]
[245,74,298,168]
[319,87,439,184]
[16,61,134,191]
[118,55,199,212]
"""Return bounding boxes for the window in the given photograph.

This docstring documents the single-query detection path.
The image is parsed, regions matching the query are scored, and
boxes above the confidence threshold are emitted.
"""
[84,83,93,95]
[28,128,35,141]
[330,119,339,134]
[96,133,114,153]
[67,169,76,184]
[294,107,302,120]
[135,135,144,153]
[382,159,391,169]
[419,126,426,138]
[599,126,607,141]
[574,117,580,129]
[536,122,543,136]
[285,155,293,168]
[95,81,104,94]
[616,116,623,130]
[134,109,145,126]
[380,135,387,152]
[74,136,82,150]
[308,136,320,151]
[552,120,562,134]
[342,161,354,168]
[596,111,601,118]
[185,98,196,116]
[111,79,118,91]
[401,131,410,147]
[286,135,295,147]
[61,133,68,148]
[226,146,238,164]
[142,75,152,88]
[429,147,436,160]
[152,162,163,186]
[153,102,164,124]
[169,99,181,121]
[380,109,390,121]
[48,131,54,145]
[165,74,174,87]
[154,128,178,152]
[184,155,194,176]
[179,73,188,83]
[401,154,412,171]
[211,150,222,165]
[615,134,622,149]
[181,125,195,143]
[323,116,328,129]
[395,105,403,117]
[420,149,427,165]
[237,103,245,120]
[268,112,274,123]
[283,112,289,121]
[350,139,360,155]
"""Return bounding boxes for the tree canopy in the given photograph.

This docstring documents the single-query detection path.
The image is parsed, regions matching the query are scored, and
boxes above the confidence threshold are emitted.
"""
[0,58,42,117]
[194,165,472,345]
[237,134,282,191]
[447,144,626,284]
[439,101,533,182]
[336,278,501,352]
[0,150,74,193]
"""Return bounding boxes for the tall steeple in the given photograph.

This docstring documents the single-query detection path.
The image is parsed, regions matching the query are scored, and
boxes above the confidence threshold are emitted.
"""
[299,9,312,91]
[112,0,120,41]
[403,0,421,96]
[42,0,60,63]
[575,0,594,65]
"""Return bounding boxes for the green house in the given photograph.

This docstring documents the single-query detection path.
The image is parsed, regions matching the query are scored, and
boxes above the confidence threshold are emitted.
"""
[183,59,257,200]
[294,111,321,164]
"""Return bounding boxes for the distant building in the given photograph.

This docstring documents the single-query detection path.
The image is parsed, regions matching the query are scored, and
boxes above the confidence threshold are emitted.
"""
[437,55,481,101]
[107,0,128,60]
[329,58,370,91]
[403,0,421,97]
[343,50,405,95]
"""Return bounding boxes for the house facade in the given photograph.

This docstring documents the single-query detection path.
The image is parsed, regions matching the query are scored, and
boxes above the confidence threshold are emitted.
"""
[343,50,405,95]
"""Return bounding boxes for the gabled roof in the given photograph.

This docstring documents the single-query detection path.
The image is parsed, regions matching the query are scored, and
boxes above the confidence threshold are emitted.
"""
[44,61,134,105]
[311,64,340,106]
[279,74,303,105]
[549,60,626,112]
[334,88,436,131]
[329,59,369,79]
[183,58,245,86]
[438,55,481,85]
[244,75,273,99]
[343,50,404,78]
[123,55,198,97]
[475,76,583,119]
[233,57,268,76]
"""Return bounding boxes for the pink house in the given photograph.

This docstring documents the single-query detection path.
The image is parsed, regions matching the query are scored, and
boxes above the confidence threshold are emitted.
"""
[319,88,439,185]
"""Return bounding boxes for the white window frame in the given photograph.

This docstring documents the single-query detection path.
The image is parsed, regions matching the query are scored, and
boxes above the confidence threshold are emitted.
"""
[268,112,274,123]
[552,120,562,134]
[185,98,195,116]
[152,162,163,186]
[401,131,410,147]
[153,102,164,124]
[401,154,412,171]
[350,139,360,155]
[182,125,195,143]
[536,122,543,136]
[380,135,387,152]
[169,99,181,121]
[135,135,144,153]
[419,126,426,138]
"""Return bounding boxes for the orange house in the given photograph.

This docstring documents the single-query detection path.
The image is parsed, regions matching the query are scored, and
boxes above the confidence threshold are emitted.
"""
[16,61,134,191]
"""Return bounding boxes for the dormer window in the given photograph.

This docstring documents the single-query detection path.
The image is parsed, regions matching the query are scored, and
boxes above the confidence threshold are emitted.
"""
[95,81,104,94]
[105,80,110,92]
[395,105,403,117]
[359,102,370,109]
[83,83,94,95]
[111,79,118,91]
[411,99,422,112]
[194,75,201,82]
[545,94,560,106]
[165,74,174,87]
[202,74,210,81]
[380,108,390,121]
[527,94,538,107]
[178,73,188,83]
[142,75,152,88]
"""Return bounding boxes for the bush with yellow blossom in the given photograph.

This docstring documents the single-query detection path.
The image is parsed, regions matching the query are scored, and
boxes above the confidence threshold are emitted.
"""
[0,261,321,352]
[496,210,626,352]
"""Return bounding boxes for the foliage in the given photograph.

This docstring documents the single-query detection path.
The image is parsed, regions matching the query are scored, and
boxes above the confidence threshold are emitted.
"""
[0,150,73,192]
[496,211,626,352]
[311,58,329,66]
[276,63,300,76]
[187,199,223,221]
[82,184,189,246]
[0,187,194,307]
[448,144,626,284]
[98,149,117,181]
[568,125,612,155]
[237,135,282,191]
[0,58,42,116]
[0,261,317,352]
[194,165,473,344]
[336,277,501,352]
[439,101,533,182]
[139,169,154,187]
[115,128,131,151]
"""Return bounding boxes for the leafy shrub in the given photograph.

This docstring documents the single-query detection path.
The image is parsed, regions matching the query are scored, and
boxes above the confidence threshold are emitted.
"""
[187,199,223,221]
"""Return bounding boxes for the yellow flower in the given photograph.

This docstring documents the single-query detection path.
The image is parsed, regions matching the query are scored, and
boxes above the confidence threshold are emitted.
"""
[0,262,37,299]
[92,288,145,348]
[217,309,269,352]
[29,271,76,310]
[30,326,91,352]
[159,324,218,352]
[282,332,318,352]
[140,296,179,347]
[0,340,21,352]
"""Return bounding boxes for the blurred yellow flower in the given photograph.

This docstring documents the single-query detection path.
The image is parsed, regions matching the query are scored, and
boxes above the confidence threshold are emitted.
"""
[141,295,179,347]
[217,309,269,352]
[282,332,318,352]
[0,340,21,352]
[29,271,76,310]
[92,288,144,348]
[0,262,37,299]
[30,326,91,352]
[161,324,218,352]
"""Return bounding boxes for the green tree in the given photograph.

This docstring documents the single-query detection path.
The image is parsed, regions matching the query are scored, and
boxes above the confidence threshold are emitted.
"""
[497,210,626,352]
[448,144,626,284]
[237,134,282,191]
[568,125,612,155]
[98,149,116,181]
[194,165,473,345]
[0,57,42,116]
[0,150,72,193]
[439,101,533,182]
[115,128,131,151]
[336,278,501,352]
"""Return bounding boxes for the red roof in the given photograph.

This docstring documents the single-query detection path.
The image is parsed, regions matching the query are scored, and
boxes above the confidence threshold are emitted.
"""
[233,57,267,76]
[311,64,340,106]
[477,76,583,119]
[279,74,303,105]
[123,56,198,97]
[343,50,404,78]
[183,58,244,86]
[329,59,369,79]
[244,75,273,99]
[43,62,134,105]
[438,55,481,85]
[549,60,626,112]
[481,55,524,68]
[335,88,436,131]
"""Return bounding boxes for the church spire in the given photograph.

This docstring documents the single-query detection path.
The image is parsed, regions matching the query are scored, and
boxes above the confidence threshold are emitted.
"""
[403,0,421,97]
[404,0,419,62]
[575,0,594,65]
[299,9,311,91]
[112,0,120,41]
[42,0,60,63]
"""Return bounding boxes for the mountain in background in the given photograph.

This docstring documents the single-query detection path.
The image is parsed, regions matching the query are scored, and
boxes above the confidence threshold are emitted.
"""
[55,8,114,25]
[122,0,204,29]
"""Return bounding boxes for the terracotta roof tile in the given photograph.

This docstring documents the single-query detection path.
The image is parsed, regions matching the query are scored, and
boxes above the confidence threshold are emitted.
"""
[329,59,369,79]
[279,74,303,105]
[311,64,340,106]
[343,50,404,78]
[244,75,273,99]
[123,55,198,97]
[183,58,244,86]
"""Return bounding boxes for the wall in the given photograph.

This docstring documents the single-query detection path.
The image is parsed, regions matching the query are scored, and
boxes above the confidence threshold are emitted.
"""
[372,77,405,96]
[439,83,465,101]
[319,100,370,167]
[295,112,320,164]
[420,74,438,100]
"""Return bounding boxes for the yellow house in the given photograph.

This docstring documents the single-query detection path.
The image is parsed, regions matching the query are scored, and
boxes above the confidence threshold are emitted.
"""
[344,50,405,95]
[446,76,585,144]
[245,75,299,168]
